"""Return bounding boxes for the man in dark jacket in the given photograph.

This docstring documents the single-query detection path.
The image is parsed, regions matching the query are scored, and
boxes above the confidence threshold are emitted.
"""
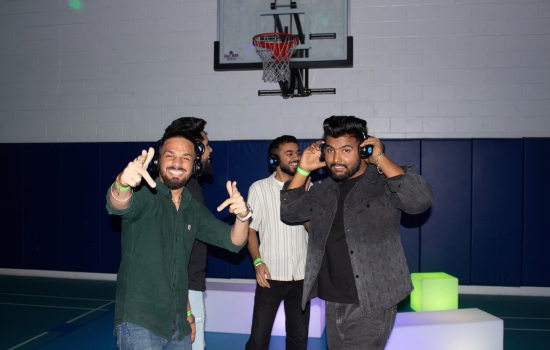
[280,116,434,349]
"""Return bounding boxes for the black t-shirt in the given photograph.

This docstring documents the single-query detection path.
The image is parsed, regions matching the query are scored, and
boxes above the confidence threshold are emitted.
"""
[186,178,208,292]
[318,176,361,304]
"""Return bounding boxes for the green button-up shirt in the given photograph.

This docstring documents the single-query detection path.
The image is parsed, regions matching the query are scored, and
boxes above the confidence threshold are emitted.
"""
[106,178,245,340]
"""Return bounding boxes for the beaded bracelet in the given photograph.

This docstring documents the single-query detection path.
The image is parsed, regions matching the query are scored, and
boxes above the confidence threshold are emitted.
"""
[110,184,133,202]
[376,153,384,175]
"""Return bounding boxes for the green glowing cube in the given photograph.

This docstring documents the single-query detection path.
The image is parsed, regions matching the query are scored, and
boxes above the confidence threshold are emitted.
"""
[410,272,458,312]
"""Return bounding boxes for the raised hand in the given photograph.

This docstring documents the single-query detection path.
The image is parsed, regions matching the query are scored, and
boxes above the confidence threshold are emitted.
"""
[362,136,384,165]
[118,147,157,189]
[255,263,272,288]
[299,140,326,173]
[217,181,249,218]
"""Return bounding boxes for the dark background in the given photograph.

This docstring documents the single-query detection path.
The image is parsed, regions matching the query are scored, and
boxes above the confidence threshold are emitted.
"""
[1,138,548,287]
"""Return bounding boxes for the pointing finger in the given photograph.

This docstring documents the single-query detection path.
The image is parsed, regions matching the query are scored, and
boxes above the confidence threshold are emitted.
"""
[226,180,233,197]
[143,147,155,169]
[135,165,156,188]
[217,197,232,212]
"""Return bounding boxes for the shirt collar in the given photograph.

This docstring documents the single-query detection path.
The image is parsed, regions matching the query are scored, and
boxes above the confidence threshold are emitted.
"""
[154,178,192,201]
[324,164,376,189]
[270,172,285,187]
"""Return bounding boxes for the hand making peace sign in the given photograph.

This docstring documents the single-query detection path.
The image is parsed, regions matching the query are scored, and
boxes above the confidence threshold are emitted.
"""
[117,147,157,189]
[217,181,250,219]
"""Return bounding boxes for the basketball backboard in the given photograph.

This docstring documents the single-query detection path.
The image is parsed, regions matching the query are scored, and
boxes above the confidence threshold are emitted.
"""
[214,0,352,71]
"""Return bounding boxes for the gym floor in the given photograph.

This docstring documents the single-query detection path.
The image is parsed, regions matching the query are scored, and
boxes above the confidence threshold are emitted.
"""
[1,275,548,350]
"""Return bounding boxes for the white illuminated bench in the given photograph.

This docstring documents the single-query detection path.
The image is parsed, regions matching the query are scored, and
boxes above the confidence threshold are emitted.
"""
[204,278,325,338]
[204,279,503,349]
[386,308,503,350]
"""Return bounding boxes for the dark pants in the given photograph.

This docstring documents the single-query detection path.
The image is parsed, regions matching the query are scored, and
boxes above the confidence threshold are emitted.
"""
[246,280,310,350]
[325,302,397,350]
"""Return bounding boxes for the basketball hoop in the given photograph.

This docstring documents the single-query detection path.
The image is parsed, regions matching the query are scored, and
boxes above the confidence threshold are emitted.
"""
[253,32,299,83]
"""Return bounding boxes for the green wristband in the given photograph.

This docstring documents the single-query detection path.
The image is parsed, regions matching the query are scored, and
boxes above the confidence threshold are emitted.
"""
[115,180,131,191]
[187,310,193,317]
[253,257,262,266]
[296,167,310,176]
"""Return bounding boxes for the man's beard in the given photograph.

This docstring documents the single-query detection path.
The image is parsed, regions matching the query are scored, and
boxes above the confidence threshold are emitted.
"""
[160,167,191,189]
[280,162,296,176]
[328,159,361,182]
[201,158,213,175]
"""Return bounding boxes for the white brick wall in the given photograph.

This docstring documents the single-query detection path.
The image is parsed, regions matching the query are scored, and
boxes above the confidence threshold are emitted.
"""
[0,0,549,142]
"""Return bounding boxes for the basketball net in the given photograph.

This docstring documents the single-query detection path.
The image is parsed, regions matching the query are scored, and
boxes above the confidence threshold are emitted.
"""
[253,33,299,83]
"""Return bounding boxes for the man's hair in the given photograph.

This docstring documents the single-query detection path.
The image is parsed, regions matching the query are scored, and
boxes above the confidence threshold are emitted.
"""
[159,130,197,156]
[323,116,367,142]
[164,117,206,141]
[268,135,298,157]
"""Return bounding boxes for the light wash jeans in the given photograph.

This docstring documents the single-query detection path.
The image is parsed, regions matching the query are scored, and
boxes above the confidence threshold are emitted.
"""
[189,290,205,350]
[116,321,192,350]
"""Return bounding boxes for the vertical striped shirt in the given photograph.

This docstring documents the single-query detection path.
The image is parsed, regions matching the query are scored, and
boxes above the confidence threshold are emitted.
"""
[247,172,308,281]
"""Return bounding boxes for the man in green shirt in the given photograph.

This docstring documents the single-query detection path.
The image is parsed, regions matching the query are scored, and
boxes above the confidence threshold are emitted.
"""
[107,130,251,349]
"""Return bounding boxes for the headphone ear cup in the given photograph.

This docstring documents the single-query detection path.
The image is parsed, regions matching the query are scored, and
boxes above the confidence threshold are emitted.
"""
[192,141,203,177]
[268,154,280,167]
[148,153,160,173]
[192,158,202,177]
[195,141,205,158]
[359,145,374,159]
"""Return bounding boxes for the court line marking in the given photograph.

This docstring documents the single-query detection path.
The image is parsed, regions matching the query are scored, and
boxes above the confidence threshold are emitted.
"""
[8,332,49,350]
[67,300,115,323]
[505,328,550,332]
[0,292,114,302]
[501,316,550,320]
[0,302,112,311]
[7,301,116,349]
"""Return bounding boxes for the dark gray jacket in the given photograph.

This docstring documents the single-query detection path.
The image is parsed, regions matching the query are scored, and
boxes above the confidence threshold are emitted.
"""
[280,164,434,315]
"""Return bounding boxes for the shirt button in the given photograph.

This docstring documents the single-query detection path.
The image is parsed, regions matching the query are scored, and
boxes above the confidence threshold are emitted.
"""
[355,275,359,278]
[350,251,354,254]
[366,204,370,208]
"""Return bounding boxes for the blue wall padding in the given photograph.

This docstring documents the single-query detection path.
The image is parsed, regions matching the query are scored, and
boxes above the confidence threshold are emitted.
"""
[420,140,472,285]
[98,142,147,274]
[0,144,24,269]
[23,143,62,271]
[202,141,234,279]
[228,141,272,279]
[471,139,523,286]
[522,139,550,287]
[0,138,548,287]
[61,143,102,272]
[384,140,422,273]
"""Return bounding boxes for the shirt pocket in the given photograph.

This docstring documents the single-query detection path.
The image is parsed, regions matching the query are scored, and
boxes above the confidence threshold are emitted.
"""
[356,195,388,213]
[354,198,394,236]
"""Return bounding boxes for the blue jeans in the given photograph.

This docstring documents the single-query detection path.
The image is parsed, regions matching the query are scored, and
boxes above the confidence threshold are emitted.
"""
[189,290,205,350]
[116,322,192,350]
[245,280,310,350]
[325,302,397,350]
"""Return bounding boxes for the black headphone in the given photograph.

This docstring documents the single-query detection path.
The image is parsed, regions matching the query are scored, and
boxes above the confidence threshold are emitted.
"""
[148,139,205,178]
[268,153,280,167]
[320,131,373,162]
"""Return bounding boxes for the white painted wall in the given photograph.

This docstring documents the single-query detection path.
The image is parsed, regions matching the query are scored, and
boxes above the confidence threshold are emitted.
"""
[0,0,549,142]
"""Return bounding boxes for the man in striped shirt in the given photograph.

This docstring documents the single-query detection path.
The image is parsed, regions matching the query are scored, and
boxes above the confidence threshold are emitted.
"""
[245,135,310,350]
